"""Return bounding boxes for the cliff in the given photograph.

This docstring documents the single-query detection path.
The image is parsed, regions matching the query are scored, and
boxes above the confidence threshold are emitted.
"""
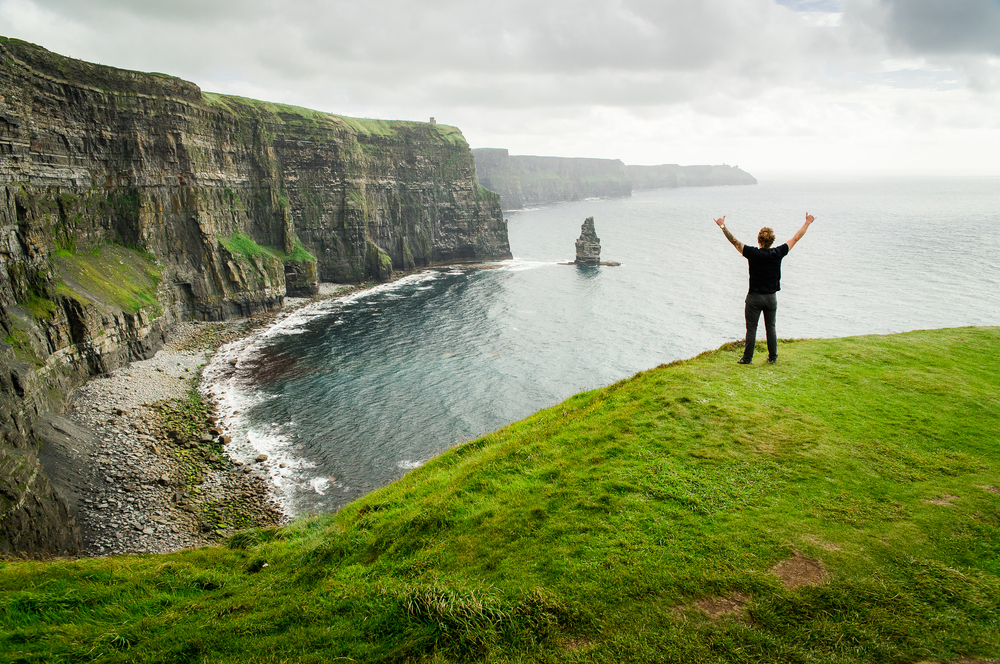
[473,150,631,209]
[474,149,757,210]
[626,164,757,190]
[0,37,510,555]
[470,149,523,212]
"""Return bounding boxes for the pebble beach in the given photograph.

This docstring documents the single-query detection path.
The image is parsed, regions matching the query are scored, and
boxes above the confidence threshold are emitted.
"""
[65,286,353,557]
[66,320,285,556]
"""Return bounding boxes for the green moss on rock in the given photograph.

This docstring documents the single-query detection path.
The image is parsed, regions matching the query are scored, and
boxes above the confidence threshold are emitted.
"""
[218,233,271,259]
[365,241,393,282]
[52,245,161,315]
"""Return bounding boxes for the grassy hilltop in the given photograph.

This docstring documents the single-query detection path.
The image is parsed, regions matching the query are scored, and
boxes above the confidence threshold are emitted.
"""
[2,328,999,663]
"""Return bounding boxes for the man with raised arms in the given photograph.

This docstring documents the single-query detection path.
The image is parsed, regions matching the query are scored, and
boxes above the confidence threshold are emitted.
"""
[714,213,816,364]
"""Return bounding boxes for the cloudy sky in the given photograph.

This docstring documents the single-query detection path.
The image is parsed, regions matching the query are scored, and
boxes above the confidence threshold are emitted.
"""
[2,0,998,176]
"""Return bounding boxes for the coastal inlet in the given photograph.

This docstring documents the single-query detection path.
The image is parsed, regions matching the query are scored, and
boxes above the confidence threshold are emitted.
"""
[201,261,650,516]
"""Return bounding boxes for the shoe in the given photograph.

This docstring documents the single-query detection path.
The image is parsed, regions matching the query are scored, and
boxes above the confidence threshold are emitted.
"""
[767,356,777,364]
[736,358,752,365]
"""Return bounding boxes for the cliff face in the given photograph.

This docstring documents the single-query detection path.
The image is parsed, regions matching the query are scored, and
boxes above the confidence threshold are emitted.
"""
[474,149,757,211]
[219,100,511,283]
[473,150,631,210]
[512,156,631,207]
[470,148,523,211]
[626,164,757,190]
[0,37,510,555]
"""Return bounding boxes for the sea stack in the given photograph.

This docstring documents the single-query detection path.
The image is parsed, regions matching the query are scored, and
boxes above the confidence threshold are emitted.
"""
[575,217,601,266]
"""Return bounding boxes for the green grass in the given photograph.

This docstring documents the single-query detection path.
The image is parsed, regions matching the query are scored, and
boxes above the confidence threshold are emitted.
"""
[218,232,272,259]
[202,93,336,126]
[53,245,161,315]
[220,233,316,264]
[2,328,999,662]
[2,326,42,366]
[19,293,57,321]
[265,240,317,264]
[430,123,469,147]
[201,91,467,144]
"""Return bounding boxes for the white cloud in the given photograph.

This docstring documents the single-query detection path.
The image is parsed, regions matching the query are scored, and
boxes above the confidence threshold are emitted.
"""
[0,0,997,175]
[798,11,843,27]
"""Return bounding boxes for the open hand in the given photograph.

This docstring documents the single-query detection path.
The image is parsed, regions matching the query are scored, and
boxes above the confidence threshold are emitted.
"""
[714,215,726,227]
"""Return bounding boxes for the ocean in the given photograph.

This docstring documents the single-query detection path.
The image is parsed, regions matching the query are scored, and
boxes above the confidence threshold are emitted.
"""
[202,176,1000,515]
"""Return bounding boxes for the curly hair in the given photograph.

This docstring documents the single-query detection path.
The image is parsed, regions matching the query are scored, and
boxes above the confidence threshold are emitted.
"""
[758,227,775,249]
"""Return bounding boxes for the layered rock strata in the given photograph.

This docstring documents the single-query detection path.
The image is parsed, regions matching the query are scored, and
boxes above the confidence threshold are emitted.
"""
[626,164,757,190]
[0,36,510,555]
[474,149,757,211]
[574,217,601,266]
[473,150,631,209]
[471,148,524,211]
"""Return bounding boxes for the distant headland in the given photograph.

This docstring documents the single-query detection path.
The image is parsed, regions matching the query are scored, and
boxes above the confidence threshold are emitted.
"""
[473,148,757,211]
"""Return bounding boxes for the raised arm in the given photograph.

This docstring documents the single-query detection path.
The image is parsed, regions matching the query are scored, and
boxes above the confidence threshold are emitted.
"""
[785,213,816,250]
[714,216,744,254]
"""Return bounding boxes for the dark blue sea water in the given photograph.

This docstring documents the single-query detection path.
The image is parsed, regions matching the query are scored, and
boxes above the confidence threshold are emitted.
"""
[203,176,1000,515]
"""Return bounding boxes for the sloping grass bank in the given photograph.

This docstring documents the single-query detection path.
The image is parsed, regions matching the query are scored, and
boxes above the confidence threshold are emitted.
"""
[2,328,999,663]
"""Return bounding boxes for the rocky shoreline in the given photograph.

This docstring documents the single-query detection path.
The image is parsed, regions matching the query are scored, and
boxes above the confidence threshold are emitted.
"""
[52,287,354,557]
[55,323,277,556]
[49,268,508,558]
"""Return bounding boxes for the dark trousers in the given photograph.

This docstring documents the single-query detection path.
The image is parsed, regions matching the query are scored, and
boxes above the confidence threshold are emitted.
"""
[743,292,777,361]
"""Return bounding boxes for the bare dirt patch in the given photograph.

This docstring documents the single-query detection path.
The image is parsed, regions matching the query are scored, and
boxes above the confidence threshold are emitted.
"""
[694,592,750,619]
[562,637,593,651]
[771,551,829,590]
[978,485,1000,496]
[925,494,960,506]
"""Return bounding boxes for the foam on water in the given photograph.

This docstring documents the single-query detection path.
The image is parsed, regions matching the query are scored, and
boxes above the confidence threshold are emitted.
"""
[309,477,330,496]
[202,270,460,513]
[501,259,560,272]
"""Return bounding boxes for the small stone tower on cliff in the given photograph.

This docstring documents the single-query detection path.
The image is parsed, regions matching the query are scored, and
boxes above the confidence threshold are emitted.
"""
[575,216,601,266]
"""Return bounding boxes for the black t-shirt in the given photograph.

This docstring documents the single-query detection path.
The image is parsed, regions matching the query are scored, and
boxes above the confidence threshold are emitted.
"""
[742,243,789,294]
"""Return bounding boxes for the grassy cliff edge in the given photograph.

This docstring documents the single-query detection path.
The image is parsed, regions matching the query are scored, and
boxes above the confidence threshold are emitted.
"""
[2,327,999,663]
